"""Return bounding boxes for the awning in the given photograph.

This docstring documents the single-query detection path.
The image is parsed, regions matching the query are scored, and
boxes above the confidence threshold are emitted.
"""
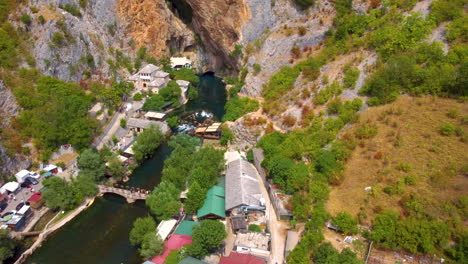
[42,172,53,178]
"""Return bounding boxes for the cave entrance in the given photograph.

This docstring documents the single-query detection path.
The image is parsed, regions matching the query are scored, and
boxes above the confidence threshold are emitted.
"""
[167,0,193,24]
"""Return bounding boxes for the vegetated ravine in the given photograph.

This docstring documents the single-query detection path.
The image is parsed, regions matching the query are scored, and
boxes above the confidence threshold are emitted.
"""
[25,74,226,264]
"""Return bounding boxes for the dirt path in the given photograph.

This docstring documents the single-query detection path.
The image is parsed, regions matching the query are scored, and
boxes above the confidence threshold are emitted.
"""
[253,165,288,264]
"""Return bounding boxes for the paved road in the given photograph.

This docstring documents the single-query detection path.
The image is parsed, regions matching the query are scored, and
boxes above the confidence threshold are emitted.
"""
[91,111,125,150]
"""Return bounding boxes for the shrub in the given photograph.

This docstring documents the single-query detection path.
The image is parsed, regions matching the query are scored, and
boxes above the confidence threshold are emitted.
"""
[283,115,297,127]
[223,97,259,122]
[332,212,359,235]
[120,119,127,128]
[294,0,315,9]
[291,46,301,59]
[62,4,82,17]
[446,109,459,119]
[439,123,457,136]
[231,44,243,57]
[133,93,143,101]
[220,125,234,146]
[429,0,464,25]
[51,32,66,47]
[298,26,307,36]
[166,116,179,128]
[396,162,413,172]
[248,224,262,232]
[38,15,46,24]
[313,82,343,105]
[355,123,378,139]
[343,66,360,88]
[253,63,261,74]
[20,14,32,25]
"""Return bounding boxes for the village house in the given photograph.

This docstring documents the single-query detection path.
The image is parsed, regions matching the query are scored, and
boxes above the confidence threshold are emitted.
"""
[197,185,226,220]
[234,232,271,259]
[170,57,192,70]
[128,64,170,92]
[127,118,170,135]
[225,159,265,214]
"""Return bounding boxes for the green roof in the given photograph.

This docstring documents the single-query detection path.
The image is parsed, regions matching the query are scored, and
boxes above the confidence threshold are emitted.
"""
[197,195,225,218]
[174,221,200,236]
[179,257,207,264]
[207,185,225,198]
[216,177,225,188]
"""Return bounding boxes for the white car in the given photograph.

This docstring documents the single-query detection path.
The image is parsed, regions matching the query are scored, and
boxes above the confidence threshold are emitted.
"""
[29,172,40,179]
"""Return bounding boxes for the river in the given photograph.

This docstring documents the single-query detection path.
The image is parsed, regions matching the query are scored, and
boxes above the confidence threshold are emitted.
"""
[25,73,226,264]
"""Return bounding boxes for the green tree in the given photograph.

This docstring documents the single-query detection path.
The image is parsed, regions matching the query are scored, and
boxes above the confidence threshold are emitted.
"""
[132,125,164,162]
[187,220,227,258]
[140,233,165,259]
[313,242,339,264]
[77,149,106,182]
[332,212,359,235]
[120,118,127,128]
[146,181,181,220]
[42,177,79,210]
[20,14,31,25]
[107,155,126,181]
[0,229,15,262]
[172,68,200,85]
[129,217,157,246]
[369,210,399,248]
[184,181,206,215]
[73,174,97,197]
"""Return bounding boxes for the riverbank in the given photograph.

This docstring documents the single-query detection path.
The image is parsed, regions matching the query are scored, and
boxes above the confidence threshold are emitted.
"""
[14,197,93,264]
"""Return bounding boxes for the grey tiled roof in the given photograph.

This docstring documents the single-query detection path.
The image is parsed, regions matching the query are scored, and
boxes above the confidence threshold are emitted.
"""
[139,64,159,74]
[225,159,263,210]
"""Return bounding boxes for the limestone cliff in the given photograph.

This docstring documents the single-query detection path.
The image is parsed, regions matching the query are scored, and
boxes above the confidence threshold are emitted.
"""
[186,0,249,71]
[0,81,31,178]
[117,0,195,58]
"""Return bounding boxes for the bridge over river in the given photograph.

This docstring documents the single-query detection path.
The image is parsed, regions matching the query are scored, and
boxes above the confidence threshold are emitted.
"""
[97,185,149,203]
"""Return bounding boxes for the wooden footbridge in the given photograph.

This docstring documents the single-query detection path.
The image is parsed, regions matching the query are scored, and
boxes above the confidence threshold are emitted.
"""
[98,185,149,203]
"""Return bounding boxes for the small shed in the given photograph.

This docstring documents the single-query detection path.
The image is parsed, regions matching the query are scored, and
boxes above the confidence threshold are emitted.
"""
[15,170,31,183]
[170,57,192,69]
[6,215,25,231]
[122,143,135,158]
[28,193,44,209]
[230,215,247,233]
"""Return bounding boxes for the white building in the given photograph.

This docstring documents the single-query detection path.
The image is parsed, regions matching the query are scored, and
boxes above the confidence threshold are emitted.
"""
[170,57,192,70]
[129,64,170,92]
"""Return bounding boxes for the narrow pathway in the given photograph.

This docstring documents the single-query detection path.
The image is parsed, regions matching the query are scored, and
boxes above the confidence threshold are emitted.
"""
[253,164,287,264]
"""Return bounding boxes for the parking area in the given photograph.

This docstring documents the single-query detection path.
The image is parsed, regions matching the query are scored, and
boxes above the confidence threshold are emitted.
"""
[2,179,44,215]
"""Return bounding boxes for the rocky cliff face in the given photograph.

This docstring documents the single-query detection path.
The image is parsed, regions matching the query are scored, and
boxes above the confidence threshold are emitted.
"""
[18,0,195,82]
[186,0,249,72]
[117,0,195,58]
[0,81,31,178]
[22,0,127,81]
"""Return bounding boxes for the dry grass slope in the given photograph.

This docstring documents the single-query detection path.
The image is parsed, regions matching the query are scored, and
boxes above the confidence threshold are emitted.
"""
[327,96,468,227]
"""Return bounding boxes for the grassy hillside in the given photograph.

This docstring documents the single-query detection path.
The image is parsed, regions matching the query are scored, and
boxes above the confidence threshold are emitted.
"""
[328,96,467,229]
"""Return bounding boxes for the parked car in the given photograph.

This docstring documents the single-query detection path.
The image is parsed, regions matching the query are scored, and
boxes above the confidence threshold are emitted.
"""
[16,203,25,211]
[29,172,40,179]
[20,182,31,188]
[0,203,7,213]
[2,211,14,218]
[25,177,38,185]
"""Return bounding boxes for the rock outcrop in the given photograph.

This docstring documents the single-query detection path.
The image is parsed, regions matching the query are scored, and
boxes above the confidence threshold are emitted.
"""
[23,0,127,81]
[0,81,31,178]
[186,0,249,72]
[117,0,195,58]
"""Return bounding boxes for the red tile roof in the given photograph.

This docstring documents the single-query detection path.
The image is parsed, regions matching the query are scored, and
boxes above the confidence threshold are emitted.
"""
[151,234,193,264]
[28,193,42,203]
[220,252,266,264]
